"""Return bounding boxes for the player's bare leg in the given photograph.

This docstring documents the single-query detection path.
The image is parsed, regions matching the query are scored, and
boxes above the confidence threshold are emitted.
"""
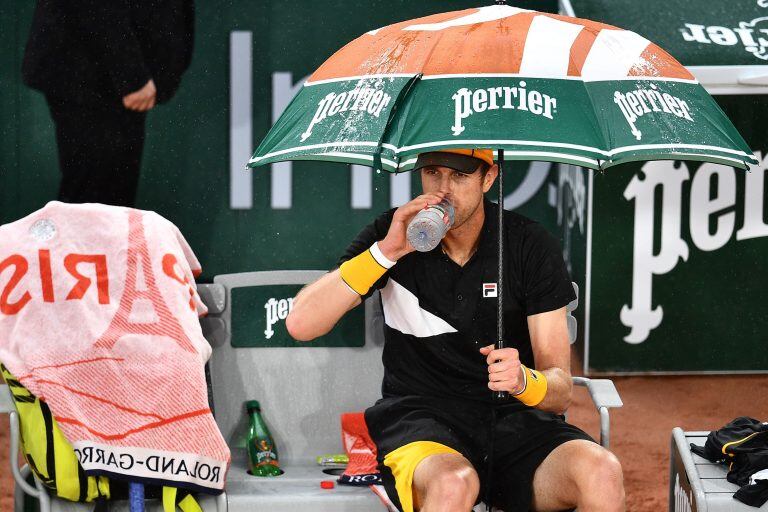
[412,453,480,512]
[531,439,625,512]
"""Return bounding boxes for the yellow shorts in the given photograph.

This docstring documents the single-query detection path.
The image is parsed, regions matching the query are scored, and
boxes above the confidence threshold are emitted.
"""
[383,441,462,512]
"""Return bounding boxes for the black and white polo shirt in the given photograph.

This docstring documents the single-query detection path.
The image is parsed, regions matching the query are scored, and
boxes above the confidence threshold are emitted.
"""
[338,199,575,404]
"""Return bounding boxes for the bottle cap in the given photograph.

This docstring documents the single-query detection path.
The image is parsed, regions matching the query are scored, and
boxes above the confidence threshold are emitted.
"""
[320,480,335,489]
[246,400,261,411]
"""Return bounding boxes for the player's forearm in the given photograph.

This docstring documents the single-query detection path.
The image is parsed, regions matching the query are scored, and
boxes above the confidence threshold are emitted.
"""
[285,269,361,341]
[534,367,573,414]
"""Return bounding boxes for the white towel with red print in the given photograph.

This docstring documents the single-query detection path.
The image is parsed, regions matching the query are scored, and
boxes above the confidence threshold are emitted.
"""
[0,201,229,492]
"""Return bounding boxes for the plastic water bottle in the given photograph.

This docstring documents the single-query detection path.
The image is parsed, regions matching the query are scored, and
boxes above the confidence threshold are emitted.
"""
[406,200,455,252]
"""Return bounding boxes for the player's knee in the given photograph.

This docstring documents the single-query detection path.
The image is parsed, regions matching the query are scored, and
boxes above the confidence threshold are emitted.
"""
[595,451,623,490]
[577,446,624,501]
[428,466,480,506]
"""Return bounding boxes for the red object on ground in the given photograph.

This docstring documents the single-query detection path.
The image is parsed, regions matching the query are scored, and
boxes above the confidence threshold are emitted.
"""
[320,480,335,489]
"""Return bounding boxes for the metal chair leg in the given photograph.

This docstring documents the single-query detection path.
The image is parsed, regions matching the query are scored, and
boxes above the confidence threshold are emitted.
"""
[10,411,42,498]
[14,465,31,512]
[599,406,611,449]
[34,475,51,512]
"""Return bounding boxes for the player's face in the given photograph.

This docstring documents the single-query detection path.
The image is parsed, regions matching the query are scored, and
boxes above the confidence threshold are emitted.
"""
[420,164,498,230]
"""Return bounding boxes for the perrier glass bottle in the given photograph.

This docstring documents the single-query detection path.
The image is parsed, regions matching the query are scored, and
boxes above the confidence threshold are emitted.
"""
[246,400,281,477]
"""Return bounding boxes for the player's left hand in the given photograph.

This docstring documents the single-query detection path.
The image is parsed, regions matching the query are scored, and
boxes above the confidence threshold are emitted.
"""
[480,344,524,393]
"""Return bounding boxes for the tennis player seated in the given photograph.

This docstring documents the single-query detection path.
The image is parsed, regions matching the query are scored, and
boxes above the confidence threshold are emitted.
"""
[287,149,625,512]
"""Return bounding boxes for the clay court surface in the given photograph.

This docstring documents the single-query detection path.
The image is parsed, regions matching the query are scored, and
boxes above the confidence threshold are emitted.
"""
[2,357,766,511]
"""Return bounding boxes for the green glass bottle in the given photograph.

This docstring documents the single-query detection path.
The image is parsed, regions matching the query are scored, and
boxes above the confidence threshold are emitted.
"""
[246,400,281,477]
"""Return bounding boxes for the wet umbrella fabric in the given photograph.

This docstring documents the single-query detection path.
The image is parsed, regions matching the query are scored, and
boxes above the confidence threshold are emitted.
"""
[249,4,757,172]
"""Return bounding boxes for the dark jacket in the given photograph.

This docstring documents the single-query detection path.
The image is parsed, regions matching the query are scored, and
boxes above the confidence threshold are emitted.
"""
[691,417,768,507]
[22,0,194,107]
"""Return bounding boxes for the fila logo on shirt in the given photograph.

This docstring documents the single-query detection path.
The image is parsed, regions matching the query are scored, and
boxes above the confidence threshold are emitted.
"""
[482,283,498,298]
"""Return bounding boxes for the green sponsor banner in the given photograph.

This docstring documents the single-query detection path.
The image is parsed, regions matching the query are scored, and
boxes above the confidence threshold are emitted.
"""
[572,0,768,66]
[587,95,768,373]
[230,285,364,348]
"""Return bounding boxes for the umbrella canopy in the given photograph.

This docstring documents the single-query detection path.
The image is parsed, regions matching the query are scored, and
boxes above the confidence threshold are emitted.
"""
[248,4,758,172]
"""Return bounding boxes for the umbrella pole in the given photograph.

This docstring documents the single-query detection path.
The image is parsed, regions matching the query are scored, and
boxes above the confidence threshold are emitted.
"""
[485,148,507,512]
[494,150,508,401]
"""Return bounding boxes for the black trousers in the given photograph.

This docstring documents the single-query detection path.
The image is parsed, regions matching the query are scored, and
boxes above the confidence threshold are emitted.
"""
[47,97,147,207]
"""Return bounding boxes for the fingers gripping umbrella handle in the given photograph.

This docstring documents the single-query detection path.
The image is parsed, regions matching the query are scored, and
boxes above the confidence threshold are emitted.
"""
[495,149,508,402]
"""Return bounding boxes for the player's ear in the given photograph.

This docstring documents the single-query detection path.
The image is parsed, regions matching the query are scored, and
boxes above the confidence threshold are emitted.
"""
[482,164,499,193]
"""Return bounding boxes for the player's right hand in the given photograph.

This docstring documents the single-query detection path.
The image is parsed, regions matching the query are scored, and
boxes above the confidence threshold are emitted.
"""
[377,192,447,261]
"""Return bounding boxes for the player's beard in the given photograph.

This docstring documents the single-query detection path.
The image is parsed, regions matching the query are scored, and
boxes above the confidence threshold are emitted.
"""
[449,194,484,232]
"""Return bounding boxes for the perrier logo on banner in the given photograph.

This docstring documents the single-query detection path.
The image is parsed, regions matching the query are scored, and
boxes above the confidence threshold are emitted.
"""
[230,285,364,348]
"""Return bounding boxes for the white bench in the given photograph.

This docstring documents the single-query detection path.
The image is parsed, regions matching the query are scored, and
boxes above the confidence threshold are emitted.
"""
[670,428,768,511]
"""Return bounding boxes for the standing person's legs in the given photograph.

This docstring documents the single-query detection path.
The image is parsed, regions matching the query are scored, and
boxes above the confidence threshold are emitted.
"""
[47,98,146,207]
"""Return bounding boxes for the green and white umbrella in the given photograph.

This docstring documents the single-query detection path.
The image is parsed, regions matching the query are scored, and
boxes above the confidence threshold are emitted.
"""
[248,2,757,392]
[249,3,757,172]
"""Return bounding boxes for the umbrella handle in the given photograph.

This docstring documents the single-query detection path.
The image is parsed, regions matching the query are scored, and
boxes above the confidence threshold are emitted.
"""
[494,149,509,402]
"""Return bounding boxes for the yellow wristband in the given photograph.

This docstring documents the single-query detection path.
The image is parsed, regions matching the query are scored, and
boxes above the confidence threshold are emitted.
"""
[339,244,392,295]
[513,365,548,406]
